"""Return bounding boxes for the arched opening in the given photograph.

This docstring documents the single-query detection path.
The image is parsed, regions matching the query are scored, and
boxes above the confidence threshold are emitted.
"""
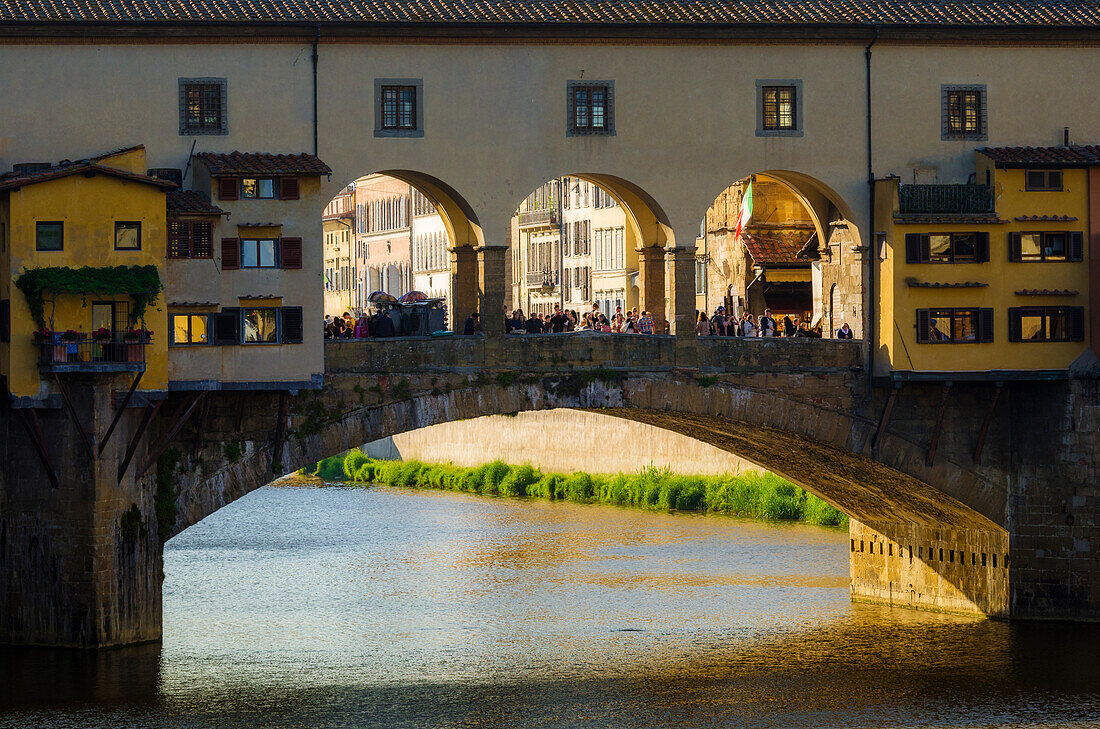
[508,174,672,333]
[697,171,862,339]
[321,171,482,334]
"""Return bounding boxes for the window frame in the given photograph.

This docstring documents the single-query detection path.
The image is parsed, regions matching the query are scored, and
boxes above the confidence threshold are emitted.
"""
[178,77,228,136]
[169,312,212,346]
[567,80,615,137]
[374,78,424,138]
[35,221,64,251]
[941,84,987,141]
[1009,306,1084,343]
[114,221,142,251]
[1025,169,1063,192]
[240,238,280,269]
[240,178,276,199]
[905,232,990,264]
[1008,231,1083,262]
[756,79,803,137]
[916,307,993,344]
[241,307,280,345]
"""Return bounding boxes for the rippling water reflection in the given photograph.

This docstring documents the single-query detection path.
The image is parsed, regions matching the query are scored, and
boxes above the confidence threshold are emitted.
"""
[2,484,1099,728]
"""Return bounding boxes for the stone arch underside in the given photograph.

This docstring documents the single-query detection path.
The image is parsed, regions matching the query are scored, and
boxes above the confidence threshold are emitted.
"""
[172,375,1005,541]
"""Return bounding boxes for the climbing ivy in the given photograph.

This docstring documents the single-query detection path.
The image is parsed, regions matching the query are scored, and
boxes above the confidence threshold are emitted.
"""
[14,265,164,328]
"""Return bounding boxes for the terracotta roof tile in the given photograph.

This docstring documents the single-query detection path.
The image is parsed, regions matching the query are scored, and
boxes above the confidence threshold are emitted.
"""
[743,232,814,265]
[2,0,1100,27]
[167,189,223,215]
[0,161,175,191]
[1015,288,1079,296]
[194,151,332,176]
[980,145,1100,167]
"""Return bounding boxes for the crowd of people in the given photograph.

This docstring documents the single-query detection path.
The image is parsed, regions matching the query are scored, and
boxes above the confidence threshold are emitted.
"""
[329,304,855,340]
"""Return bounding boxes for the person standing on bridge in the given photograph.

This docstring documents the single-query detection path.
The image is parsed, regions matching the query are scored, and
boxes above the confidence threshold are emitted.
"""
[695,311,711,336]
[759,309,776,337]
[837,322,853,339]
[463,312,481,335]
[638,311,655,334]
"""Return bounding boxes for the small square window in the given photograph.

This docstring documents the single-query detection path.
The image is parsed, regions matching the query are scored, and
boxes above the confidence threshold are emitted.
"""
[171,313,210,345]
[756,80,803,137]
[374,79,424,138]
[567,81,615,136]
[241,239,278,268]
[179,78,227,136]
[241,178,275,199]
[942,85,987,141]
[36,222,63,251]
[114,221,141,250]
[243,308,279,343]
[1025,169,1063,191]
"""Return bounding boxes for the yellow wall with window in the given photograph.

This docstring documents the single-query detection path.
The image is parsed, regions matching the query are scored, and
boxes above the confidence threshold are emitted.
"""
[1,168,168,398]
[876,157,1090,375]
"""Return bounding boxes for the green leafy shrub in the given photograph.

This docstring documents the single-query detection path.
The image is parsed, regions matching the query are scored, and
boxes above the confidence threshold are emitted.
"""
[499,464,539,497]
[342,448,369,480]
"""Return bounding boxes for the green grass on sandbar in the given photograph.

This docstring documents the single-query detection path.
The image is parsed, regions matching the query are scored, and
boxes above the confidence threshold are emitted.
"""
[299,453,848,528]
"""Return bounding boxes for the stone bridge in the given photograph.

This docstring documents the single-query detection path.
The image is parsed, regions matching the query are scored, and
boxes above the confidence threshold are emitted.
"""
[2,336,1098,647]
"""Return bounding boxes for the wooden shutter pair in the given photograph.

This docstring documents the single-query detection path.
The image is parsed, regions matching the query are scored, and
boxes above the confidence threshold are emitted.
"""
[212,308,241,345]
[220,237,302,270]
[1007,232,1085,261]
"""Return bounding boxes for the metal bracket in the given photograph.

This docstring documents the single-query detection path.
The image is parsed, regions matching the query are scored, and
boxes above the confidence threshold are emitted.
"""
[17,409,60,489]
[871,384,901,452]
[52,372,94,460]
[973,382,1004,466]
[117,400,163,484]
[925,381,953,467]
[134,392,207,481]
[99,371,144,457]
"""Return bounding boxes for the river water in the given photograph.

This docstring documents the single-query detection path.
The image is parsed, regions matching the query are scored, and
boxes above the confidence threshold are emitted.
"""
[2,484,1099,728]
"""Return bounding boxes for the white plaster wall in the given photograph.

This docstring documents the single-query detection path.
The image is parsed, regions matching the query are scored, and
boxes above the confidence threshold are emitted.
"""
[361,408,754,475]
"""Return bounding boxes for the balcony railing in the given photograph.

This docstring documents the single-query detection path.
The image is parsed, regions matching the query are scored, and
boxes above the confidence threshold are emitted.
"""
[526,270,560,288]
[898,184,994,215]
[518,209,557,227]
[37,337,147,372]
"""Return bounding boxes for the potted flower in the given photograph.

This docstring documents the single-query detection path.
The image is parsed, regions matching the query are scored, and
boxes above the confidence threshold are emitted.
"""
[58,329,80,362]
[91,327,112,361]
[32,327,58,362]
[122,328,151,362]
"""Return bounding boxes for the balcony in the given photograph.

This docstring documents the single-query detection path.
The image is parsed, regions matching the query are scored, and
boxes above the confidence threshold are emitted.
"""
[37,337,147,373]
[526,270,560,288]
[898,184,994,216]
[518,209,557,228]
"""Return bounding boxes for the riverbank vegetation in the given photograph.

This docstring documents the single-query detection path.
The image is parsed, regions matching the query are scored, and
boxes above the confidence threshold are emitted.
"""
[299,451,848,528]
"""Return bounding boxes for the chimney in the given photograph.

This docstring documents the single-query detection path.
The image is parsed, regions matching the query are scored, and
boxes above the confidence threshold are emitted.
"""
[1064,126,1071,146]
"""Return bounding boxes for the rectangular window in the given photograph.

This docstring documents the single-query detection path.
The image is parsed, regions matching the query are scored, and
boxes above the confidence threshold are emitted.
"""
[904,232,989,264]
[36,221,63,251]
[243,308,279,343]
[381,85,417,130]
[170,313,210,345]
[762,86,796,130]
[1009,307,1085,342]
[568,81,615,136]
[942,85,987,140]
[1008,231,1082,262]
[241,178,275,199]
[916,308,994,343]
[179,78,227,135]
[375,79,423,137]
[1025,170,1063,191]
[241,239,278,268]
[114,221,141,250]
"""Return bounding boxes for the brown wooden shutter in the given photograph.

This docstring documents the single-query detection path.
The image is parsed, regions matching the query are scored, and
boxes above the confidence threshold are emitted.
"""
[1069,232,1085,262]
[1007,307,1022,342]
[1070,306,1086,342]
[904,233,922,264]
[916,309,931,343]
[975,232,990,262]
[1008,233,1022,262]
[212,308,241,345]
[978,308,995,342]
[221,237,240,270]
[218,177,239,201]
[281,237,303,269]
[279,177,300,201]
[281,306,304,343]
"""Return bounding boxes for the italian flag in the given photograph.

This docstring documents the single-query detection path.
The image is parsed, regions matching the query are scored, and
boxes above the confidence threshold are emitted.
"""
[735,181,753,241]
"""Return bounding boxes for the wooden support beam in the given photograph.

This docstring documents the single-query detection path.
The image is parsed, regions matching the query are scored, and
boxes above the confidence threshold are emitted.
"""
[925,382,953,467]
[52,372,94,460]
[98,371,144,457]
[134,392,206,480]
[117,400,162,484]
[233,392,245,432]
[17,409,60,489]
[872,384,901,452]
[271,391,289,473]
[973,382,1004,466]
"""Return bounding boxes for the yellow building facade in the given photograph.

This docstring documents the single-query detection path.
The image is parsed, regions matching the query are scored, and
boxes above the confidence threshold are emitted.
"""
[0,146,172,399]
[876,146,1093,377]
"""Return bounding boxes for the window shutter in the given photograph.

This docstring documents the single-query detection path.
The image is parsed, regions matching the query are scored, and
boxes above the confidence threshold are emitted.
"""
[1069,232,1085,262]
[916,309,931,343]
[1070,306,1086,342]
[978,308,995,342]
[975,232,990,263]
[212,308,241,345]
[0,299,9,343]
[904,233,921,264]
[221,238,240,270]
[279,177,300,201]
[919,234,931,263]
[218,177,239,201]
[281,237,303,269]
[282,306,304,343]
[1008,233,1022,262]
[1008,308,1022,342]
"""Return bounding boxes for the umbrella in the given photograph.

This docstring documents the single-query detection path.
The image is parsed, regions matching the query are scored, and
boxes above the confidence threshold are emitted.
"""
[368,291,398,304]
[398,290,429,304]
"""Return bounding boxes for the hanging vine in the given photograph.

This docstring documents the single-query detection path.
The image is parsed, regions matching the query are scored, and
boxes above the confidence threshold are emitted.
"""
[14,265,164,328]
